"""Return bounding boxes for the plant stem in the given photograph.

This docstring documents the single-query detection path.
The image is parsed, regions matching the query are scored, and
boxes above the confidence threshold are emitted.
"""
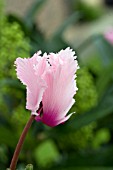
[10,115,35,170]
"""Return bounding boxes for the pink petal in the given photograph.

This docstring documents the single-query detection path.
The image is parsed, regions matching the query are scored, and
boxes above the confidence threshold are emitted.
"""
[41,48,78,126]
[15,52,47,111]
[42,111,73,127]
[56,113,73,126]
[104,29,113,44]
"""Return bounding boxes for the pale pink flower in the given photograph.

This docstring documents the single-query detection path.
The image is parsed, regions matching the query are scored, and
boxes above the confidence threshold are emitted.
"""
[104,29,113,45]
[15,48,79,127]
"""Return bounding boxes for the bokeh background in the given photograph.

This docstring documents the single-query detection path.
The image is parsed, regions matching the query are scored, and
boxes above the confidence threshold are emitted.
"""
[0,0,113,169]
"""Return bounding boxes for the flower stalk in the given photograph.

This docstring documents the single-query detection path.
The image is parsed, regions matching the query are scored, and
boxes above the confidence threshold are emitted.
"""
[10,115,35,170]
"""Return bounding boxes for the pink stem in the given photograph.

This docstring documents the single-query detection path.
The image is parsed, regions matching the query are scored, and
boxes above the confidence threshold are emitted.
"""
[10,115,35,170]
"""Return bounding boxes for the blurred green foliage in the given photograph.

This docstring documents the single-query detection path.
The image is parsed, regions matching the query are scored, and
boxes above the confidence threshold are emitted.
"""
[34,140,60,168]
[75,68,98,113]
[0,22,30,78]
[0,0,113,170]
[92,128,111,149]
[71,0,103,22]
[0,19,30,78]
[25,164,33,170]
[58,123,96,150]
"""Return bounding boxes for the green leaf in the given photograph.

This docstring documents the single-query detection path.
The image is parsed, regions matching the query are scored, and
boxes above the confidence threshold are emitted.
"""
[78,34,113,68]
[93,35,113,66]
[70,102,113,130]
[69,85,113,130]
[96,63,113,99]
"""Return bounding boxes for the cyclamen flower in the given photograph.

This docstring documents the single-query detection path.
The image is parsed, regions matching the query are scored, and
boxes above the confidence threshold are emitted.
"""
[104,29,113,45]
[15,48,79,127]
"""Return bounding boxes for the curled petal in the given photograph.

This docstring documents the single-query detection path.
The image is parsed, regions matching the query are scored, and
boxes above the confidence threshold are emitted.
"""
[41,48,78,127]
[15,52,47,111]
[56,113,74,126]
